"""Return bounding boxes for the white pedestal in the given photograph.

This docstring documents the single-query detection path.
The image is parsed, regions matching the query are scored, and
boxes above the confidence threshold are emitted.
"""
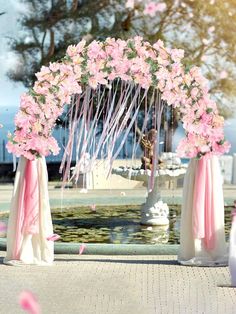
[141,178,169,226]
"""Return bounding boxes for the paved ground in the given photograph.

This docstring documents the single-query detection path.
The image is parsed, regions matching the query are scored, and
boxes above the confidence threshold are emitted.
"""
[0,252,236,314]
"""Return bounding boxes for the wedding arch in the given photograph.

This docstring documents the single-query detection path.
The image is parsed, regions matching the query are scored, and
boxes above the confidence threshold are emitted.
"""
[4,37,230,265]
[7,37,229,168]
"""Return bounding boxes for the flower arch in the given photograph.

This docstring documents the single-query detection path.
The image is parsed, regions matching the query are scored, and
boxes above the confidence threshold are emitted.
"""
[5,37,231,265]
[7,37,230,168]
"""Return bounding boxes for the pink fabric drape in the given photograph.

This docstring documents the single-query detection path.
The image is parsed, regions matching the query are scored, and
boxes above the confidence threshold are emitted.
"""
[13,159,39,259]
[192,156,215,250]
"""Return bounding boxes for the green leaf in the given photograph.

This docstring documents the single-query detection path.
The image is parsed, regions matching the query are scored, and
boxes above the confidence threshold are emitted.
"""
[38,95,46,104]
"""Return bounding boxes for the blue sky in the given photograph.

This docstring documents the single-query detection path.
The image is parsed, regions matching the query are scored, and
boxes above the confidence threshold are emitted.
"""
[0,1,26,110]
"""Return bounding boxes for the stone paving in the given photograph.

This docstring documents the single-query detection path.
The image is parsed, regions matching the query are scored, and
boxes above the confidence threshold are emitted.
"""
[0,252,236,314]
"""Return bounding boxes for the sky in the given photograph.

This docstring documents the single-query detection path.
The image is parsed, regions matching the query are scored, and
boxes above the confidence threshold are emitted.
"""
[0,1,26,110]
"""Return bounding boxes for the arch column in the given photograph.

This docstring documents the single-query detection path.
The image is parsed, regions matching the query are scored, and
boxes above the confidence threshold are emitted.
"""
[4,157,54,265]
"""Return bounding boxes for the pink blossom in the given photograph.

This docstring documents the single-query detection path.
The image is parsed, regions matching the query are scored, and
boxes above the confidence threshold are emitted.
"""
[190,87,199,99]
[212,115,224,128]
[170,49,184,62]
[7,38,229,161]
[35,66,51,81]
[153,39,164,50]
[201,113,212,124]
[87,41,106,60]
[200,145,211,153]
[66,40,86,58]
[144,2,167,17]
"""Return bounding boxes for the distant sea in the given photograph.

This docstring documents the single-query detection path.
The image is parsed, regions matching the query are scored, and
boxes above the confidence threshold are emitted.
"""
[0,106,235,163]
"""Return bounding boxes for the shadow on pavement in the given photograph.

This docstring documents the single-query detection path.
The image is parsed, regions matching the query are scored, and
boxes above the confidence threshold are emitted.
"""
[54,257,179,265]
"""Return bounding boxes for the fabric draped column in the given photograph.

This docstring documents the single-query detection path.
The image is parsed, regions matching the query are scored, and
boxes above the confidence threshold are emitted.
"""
[178,155,228,266]
[4,156,54,265]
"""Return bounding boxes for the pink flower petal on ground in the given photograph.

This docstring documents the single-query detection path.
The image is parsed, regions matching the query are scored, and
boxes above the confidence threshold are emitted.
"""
[18,291,41,314]
[90,204,96,212]
[46,234,60,241]
[79,244,86,255]
[0,221,7,232]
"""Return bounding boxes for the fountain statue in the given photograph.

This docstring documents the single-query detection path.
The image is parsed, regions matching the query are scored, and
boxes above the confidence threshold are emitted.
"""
[112,128,187,226]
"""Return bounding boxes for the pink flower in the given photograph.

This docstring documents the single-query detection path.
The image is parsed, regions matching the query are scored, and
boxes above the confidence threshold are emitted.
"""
[66,40,86,57]
[35,66,51,81]
[87,41,106,59]
[212,115,224,128]
[153,39,164,50]
[144,2,166,17]
[190,87,199,99]
[201,113,212,124]
[170,49,184,62]
[212,141,231,154]
[200,145,211,153]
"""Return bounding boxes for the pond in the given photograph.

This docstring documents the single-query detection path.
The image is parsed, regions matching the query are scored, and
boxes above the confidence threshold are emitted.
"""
[0,205,234,244]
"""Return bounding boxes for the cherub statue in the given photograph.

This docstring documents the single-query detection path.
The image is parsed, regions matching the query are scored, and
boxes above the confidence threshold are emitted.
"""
[140,129,157,170]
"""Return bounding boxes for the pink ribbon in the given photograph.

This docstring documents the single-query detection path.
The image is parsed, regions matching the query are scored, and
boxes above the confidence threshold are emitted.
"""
[13,159,39,259]
[192,156,215,250]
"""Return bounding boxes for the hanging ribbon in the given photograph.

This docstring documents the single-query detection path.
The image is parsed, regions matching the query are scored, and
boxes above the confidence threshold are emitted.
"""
[13,158,40,259]
[192,156,215,250]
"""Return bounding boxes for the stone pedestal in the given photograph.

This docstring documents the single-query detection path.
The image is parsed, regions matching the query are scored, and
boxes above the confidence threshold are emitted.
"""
[141,177,169,226]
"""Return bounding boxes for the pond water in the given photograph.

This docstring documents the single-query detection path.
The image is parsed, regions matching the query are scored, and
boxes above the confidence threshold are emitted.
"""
[0,205,233,244]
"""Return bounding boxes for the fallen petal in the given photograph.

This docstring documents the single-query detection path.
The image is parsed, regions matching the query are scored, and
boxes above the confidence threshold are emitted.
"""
[0,221,7,232]
[90,204,96,211]
[79,244,86,255]
[46,234,60,242]
[18,290,41,314]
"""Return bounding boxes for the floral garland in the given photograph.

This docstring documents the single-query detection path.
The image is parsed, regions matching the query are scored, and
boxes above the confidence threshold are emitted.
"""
[7,37,230,160]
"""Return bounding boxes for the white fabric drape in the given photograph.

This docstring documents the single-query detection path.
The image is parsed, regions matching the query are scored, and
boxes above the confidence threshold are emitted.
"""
[178,156,228,266]
[4,156,54,266]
